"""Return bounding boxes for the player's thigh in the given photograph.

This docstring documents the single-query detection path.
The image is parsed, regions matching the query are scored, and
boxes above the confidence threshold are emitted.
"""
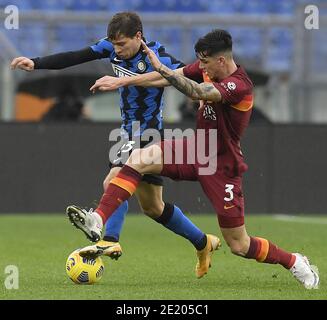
[199,173,245,229]
[135,182,164,218]
[103,166,121,190]
[160,139,197,181]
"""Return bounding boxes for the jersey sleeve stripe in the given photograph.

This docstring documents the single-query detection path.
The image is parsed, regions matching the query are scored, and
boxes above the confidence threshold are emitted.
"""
[231,95,254,112]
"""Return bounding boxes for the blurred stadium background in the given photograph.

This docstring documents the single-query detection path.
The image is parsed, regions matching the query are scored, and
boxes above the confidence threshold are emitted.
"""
[0,0,326,214]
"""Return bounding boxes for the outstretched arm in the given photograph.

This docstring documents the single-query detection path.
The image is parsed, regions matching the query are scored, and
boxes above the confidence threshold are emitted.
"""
[141,40,222,102]
[90,68,184,93]
[11,47,99,71]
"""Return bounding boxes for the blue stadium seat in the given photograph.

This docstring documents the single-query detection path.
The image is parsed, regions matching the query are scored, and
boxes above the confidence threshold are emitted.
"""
[31,0,66,11]
[174,0,207,12]
[265,28,293,72]
[269,0,295,15]
[9,24,47,56]
[139,0,170,12]
[241,0,269,14]
[229,27,263,61]
[55,24,88,38]
[54,24,89,51]
[70,0,102,11]
[89,25,107,43]
[144,27,182,58]
[0,0,32,10]
[265,48,292,72]
[191,26,214,46]
[19,39,46,58]
[51,36,89,53]
[163,0,178,11]
[95,0,112,11]
[106,0,138,12]
[269,28,293,46]
[24,23,47,40]
[208,0,243,14]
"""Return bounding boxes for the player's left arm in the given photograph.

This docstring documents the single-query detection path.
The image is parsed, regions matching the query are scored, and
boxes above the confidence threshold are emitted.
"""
[141,40,222,102]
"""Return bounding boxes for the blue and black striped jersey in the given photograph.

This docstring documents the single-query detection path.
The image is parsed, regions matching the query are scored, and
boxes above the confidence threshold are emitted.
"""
[90,39,184,137]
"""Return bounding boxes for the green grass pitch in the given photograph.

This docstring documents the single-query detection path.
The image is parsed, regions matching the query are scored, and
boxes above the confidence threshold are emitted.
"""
[0,214,326,300]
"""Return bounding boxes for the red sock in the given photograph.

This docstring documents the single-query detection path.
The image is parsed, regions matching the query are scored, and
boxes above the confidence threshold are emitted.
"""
[245,237,296,269]
[96,165,142,224]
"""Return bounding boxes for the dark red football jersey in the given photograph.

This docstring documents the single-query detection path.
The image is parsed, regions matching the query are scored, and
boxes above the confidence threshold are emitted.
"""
[183,60,254,177]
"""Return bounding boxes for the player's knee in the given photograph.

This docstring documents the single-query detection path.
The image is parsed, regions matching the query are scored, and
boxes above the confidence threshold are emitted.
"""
[127,146,160,173]
[127,149,145,170]
[140,202,164,219]
[143,210,160,219]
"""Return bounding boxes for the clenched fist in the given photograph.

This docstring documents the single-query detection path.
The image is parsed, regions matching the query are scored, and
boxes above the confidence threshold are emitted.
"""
[10,57,35,71]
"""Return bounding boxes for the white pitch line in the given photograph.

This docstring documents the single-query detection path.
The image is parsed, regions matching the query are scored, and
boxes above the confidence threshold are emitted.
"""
[273,214,327,225]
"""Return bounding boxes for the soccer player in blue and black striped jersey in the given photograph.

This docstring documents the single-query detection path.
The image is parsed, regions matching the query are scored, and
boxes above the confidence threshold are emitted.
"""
[11,12,220,278]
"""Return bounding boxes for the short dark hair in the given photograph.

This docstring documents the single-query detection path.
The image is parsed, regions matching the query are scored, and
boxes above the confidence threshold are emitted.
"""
[107,12,143,40]
[194,29,232,57]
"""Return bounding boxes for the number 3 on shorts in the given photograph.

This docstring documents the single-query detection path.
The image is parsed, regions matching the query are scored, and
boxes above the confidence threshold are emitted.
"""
[224,184,234,201]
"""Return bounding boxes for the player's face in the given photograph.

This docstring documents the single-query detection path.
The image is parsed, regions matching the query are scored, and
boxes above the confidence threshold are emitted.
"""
[111,32,142,59]
[198,54,226,81]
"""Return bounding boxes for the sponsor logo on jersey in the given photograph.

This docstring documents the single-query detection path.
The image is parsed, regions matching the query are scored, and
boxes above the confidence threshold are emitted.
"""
[203,104,217,121]
[112,64,138,78]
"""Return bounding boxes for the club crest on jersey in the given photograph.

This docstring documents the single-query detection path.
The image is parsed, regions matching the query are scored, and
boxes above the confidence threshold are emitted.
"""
[137,60,147,73]
[203,104,216,121]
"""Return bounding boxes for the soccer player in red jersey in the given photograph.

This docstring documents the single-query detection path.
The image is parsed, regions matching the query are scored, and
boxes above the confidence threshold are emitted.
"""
[69,29,319,289]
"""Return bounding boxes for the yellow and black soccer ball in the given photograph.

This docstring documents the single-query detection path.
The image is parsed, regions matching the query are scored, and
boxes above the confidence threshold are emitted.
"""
[66,249,104,285]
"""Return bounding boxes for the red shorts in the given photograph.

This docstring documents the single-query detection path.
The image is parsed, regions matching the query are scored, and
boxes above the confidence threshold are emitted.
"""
[160,139,245,228]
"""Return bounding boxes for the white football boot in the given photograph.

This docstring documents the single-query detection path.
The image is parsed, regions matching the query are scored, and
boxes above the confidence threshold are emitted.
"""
[290,253,319,289]
[66,205,103,242]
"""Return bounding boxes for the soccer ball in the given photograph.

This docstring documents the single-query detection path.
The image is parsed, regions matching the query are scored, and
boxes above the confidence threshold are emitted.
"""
[66,249,104,285]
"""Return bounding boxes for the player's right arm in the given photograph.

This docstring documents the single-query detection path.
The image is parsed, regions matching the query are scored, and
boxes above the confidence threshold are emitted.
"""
[90,68,184,93]
[11,38,113,71]
[126,68,185,87]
